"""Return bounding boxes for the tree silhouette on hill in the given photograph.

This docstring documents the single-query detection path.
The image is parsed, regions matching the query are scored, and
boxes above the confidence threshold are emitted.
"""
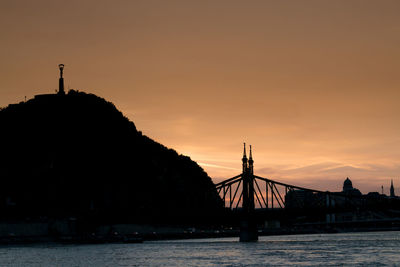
[0,90,223,224]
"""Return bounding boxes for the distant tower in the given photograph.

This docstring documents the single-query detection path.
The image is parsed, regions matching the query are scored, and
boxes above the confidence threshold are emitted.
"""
[390,179,395,197]
[58,64,65,95]
[242,142,248,173]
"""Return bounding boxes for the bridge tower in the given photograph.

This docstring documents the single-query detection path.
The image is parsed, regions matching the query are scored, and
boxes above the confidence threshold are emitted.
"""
[248,145,255,212]
[239,144,258,242]
[242,143,249,214]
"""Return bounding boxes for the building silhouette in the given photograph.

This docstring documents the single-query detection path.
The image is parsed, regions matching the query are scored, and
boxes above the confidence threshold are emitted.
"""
[285,177,400,223]
[342,177,362,196]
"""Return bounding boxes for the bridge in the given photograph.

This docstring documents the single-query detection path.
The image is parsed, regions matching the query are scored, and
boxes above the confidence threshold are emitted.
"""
[214,144,398,242]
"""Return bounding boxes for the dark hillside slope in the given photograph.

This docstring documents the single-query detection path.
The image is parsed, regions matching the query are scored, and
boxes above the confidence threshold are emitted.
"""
[0,90,222,223]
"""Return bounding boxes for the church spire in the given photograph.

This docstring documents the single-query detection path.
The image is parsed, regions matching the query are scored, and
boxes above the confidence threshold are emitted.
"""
[390,179,395,197]
[58,64,65,95]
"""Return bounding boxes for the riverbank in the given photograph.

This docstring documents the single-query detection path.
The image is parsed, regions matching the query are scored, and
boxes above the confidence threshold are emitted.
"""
[1,221,400,245]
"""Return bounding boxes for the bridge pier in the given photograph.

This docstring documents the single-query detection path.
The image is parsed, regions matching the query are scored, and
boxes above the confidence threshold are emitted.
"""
[239,215,258,242]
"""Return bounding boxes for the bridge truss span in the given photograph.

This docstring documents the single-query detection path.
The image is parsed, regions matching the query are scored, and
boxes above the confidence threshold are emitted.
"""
[216,173,364,210]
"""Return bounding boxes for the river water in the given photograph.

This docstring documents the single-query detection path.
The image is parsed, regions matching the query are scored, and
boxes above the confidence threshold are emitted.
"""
[0,231,399,266]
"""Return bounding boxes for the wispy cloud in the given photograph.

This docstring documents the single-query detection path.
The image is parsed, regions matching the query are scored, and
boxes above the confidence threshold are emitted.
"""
[197,162,238,171]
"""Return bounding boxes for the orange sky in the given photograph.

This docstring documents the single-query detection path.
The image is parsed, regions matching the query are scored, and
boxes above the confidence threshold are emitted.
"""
[1,0,400,194]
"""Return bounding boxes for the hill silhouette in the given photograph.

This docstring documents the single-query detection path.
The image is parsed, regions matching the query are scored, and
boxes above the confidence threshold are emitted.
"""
[0,90,223,224]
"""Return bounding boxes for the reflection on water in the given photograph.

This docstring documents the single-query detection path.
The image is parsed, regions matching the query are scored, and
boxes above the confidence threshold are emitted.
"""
[0,231,399,266]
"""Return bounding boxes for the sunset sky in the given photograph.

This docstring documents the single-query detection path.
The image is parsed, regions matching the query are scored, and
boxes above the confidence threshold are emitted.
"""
[1,0,400,194]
